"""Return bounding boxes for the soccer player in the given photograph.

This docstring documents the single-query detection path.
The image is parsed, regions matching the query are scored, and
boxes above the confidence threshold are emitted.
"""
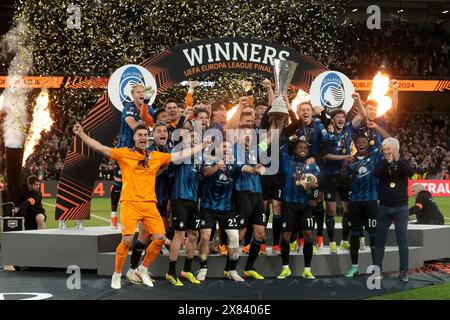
[234,115,283,279]
[166,127,204,286]
[341,134,381,278]
[165,99,180,135]
[277,139,320,279]
[193,108,210,131]
[197,140,265,282]
[285,101,331,250]
[323,93,366,253]
[126,122,172,284]
[72,123,209,289]
[110,84,154,229]
[350,79,397,153]
[13,175,46,230]
[209,100,227,132]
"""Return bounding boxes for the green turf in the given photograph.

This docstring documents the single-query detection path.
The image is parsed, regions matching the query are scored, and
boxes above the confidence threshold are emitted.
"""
[369,282,450,300]
[42,198,115,228]
[41,197,450,229]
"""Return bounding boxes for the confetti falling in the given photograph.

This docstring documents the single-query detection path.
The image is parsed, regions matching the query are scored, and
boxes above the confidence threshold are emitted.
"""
[2,0,347,121]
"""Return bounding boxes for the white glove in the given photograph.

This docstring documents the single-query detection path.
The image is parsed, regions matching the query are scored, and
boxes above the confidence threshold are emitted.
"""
[143,87,155,100]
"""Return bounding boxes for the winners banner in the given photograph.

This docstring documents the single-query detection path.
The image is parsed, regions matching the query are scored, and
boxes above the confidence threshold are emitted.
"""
[408,180,450,197]
[55,37,329,221]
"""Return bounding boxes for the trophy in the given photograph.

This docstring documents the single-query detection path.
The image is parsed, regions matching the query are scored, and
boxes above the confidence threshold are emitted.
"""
[269,58,298,118]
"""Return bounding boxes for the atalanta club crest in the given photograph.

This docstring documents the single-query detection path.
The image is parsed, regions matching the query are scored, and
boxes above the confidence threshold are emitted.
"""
[310,70,355,116]
[320,72,345,113]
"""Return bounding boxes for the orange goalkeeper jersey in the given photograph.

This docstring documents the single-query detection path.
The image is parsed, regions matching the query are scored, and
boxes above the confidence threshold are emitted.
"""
[110,148,172,202]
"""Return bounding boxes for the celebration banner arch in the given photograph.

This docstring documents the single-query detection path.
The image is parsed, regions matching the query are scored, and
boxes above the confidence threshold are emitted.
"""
[55,37,328,220]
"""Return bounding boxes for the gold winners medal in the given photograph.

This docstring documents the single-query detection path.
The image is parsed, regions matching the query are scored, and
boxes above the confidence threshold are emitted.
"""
[370,140,375,145]
[342,148,347,154]
[390,182,396,188]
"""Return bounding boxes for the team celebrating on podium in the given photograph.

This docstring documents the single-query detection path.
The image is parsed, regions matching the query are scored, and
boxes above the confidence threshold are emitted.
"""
[72,77,416,289]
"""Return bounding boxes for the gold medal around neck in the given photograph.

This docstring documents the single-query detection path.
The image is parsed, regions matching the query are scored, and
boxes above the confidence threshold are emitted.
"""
[390,182,396,188]
[342,148,347,154]
[370,140,375,145]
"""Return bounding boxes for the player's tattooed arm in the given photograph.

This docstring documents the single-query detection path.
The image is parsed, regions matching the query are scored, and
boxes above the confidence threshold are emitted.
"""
[339,155,353,179]
[324,154,353,161]
[125,116,145,131]
[242,163,266,175]
[202,161,226,177]
[171,138,212,163]
[384,79,398,122]
[367,120,391,139]
[351,92,366,128]
[73,123,111,158]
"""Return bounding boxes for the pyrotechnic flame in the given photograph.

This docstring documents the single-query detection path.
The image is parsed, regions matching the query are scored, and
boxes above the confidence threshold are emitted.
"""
[22,89,53,166]
[368,71,392,117]
[227,104,239,121]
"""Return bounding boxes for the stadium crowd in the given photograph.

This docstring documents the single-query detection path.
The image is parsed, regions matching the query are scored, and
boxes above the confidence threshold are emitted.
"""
[333,22,450,77]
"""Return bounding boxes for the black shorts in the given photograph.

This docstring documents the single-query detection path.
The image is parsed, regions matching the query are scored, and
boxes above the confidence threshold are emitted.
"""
[307,188,322,201]
[171,199,200,231]
[235,192,266,228]
[324,174,351,202]
[157,201,168,218]
[260,174,282,201]
[113,163,122,178]
[347,201,378,233]
[200,208,238,230]
[24,210,47,230]
[281,202,314,232]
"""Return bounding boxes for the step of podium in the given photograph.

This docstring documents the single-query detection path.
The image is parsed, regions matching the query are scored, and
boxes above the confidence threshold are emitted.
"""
[1,225,449,276]
[96,246,424,277]
[1,226,121,269]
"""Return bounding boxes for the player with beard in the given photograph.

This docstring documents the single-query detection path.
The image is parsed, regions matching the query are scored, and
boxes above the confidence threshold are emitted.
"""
[111,84,155,230]
[73,123,210,289]
[340,134,382,278]
[234,115,283,279]
[166,127,206,286]
[125,122,172,285]
[284,101,331,251]
[197,140,265,282]
[355,79,398,153]
[277,140,320,279]
[165,99,180,135]
[323,93,366,253]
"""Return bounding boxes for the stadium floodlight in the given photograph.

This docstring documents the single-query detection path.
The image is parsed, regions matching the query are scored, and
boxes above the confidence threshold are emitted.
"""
[352,8,358,12]
[443,10,449,14]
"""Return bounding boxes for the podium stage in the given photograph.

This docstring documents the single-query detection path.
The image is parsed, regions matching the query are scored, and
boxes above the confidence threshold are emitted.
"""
[2,224,450,277]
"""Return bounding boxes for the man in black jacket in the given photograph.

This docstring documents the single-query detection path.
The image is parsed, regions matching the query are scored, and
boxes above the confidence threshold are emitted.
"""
[409,184,445,225]
[12,175,46,230]
[373,137,414,282]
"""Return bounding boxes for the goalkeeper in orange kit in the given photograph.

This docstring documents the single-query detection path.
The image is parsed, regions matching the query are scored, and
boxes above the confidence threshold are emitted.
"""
[73,122,210,289]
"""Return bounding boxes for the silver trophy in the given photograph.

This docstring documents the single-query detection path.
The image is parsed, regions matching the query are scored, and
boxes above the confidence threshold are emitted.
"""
[269,58,298,118]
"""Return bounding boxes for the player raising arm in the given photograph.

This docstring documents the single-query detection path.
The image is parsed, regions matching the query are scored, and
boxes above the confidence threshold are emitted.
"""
[73,123,210,289]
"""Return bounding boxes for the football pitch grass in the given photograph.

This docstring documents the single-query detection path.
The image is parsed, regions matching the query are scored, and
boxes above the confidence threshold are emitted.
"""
[369,282,450,300]
[42,197,450,229]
